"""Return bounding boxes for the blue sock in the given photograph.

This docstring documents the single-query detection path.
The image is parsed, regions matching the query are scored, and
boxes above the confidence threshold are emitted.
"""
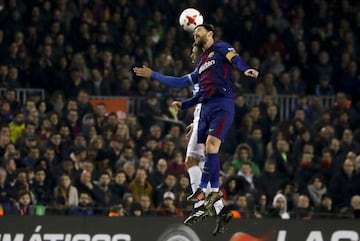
[209,153,220,188]
[200,153,219,188]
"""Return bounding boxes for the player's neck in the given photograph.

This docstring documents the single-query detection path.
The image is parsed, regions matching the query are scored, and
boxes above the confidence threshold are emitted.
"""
[204,38,215,50]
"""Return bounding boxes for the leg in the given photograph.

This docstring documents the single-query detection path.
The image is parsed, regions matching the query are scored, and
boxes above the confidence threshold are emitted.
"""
[212,204,233,236]
[186,156,204,208]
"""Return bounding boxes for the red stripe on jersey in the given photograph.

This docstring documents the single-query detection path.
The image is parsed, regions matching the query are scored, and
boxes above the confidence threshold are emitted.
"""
[223,62,228,79]
[215,117,227,137]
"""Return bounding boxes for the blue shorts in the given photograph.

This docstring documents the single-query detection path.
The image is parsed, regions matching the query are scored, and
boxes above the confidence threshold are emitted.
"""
[197,97,235,143]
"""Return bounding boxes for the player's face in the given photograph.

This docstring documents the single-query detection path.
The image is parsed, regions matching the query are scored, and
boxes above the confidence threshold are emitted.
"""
[193,26,208,48]
[190,46,200,64]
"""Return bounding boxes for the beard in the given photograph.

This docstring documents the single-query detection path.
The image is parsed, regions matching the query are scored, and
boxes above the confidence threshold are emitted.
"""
[195,35,207,50]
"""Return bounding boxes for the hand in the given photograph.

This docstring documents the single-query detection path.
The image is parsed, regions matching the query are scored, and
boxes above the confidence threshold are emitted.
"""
[244,68,259,78]
[171,101,182,112]
[133,65,152,79]
[185,123,194,140]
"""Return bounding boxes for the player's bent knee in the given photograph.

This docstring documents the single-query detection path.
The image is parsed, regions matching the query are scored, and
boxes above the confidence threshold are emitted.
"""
[205,135,222,153]
[185,156,199,169]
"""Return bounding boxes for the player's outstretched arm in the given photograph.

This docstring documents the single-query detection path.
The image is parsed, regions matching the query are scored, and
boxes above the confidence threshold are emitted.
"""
[133,65,152,79]
[133,65,193,88]
[220,42,259,78]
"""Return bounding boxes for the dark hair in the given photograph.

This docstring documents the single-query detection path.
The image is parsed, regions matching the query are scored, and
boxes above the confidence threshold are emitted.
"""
[195,23,215,32]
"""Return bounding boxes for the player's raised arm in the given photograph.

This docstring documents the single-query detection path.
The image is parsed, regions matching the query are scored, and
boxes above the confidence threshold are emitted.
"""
[220,43,259,78]
[133,65,194,88]
[133,65,152,79]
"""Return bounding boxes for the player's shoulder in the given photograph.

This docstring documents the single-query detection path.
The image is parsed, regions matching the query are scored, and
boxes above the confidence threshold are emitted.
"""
[214,40,234,51]
[215,40,232,48]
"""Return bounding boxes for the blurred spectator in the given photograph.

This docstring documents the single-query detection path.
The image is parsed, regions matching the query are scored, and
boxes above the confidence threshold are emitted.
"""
[93,172,119,207]
[306,175,327,208]
[232,144,260,176]
[128,167,154,204]
[52,174,79,214]
[9,111,25,144]
[269,193,290,219]
[313,195,337,219]
[245,127,266,168]
[14,191,34,216]
[68,192,94,216]
[167,151,186,177]
[290,195,313,220]
[156,191,181,216]
[228,194,254,219]
[254,160,283,201]
[295,152,318,194]
[254,193,270,219]
[155,173,177,207]
[139,194,156,216]
[149,158,168,188]
[315,75,335,96]
[30,168,52,206]
[329,158,360,209]
[111,170,129,201]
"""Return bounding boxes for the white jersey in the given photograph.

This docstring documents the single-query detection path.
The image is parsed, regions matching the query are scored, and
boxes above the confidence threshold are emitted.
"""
[185,71,205,164]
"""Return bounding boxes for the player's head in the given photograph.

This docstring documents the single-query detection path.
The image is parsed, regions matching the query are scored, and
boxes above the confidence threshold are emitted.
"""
[193,23,215,49]
[190,43,202,64]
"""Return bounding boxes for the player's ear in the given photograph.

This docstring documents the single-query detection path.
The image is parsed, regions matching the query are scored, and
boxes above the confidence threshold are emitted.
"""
[207,31,213,39]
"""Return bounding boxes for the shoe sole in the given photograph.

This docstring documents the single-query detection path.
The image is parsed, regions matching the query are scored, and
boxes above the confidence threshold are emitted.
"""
[212,213,233,236]
[183,209,209,225]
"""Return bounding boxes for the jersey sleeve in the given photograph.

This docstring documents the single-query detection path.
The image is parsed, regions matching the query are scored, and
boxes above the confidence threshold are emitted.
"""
[217,41,250,72]
[151,71,194,88]
[181,90,202,110]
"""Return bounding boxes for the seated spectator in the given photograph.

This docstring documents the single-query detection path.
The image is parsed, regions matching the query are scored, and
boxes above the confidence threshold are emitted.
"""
[156,191,181,216]
[269,193,290,219]
[173,175,191,213]
[340,195,360,219]
[68,192,94,216]
[254,193,270,219]
[313,195,337,219]
[294,152,318,194]
[227,194,254,219]
[290,195,313,220]
[329,158,360,209]
[14,191,35,216]
[155,173,177,207]
[52,174,79,214]
[149,158,168,187]
[314,76,335,96]
[237,161,255,190]
[93,172,119,208]
[221,175,251,203]
[139,194,156,216]
[128,202,143,217]
[306,175,327,208]
[30,168,52,206]
[254,160,283,200]
[232,144,260,176]
[0,166,14,209]
[166,151,186,177]
[128,168,154,204]
[111,170,129,201]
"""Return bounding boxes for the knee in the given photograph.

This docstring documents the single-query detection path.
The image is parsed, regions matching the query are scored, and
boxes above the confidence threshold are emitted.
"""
[206,136,221,153]
[185,156,199,169]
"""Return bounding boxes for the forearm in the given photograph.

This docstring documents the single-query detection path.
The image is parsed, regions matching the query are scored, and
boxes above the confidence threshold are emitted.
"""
[181,92,202,110]
[151,71,191,88]
[231,55,250,72]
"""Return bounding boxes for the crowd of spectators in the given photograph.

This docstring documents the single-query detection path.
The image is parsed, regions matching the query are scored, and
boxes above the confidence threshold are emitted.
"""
[0,0,359,219]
